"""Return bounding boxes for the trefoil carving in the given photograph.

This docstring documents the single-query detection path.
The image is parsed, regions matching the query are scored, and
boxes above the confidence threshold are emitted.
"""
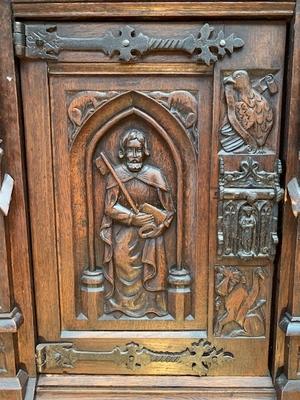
[36,340,233,375]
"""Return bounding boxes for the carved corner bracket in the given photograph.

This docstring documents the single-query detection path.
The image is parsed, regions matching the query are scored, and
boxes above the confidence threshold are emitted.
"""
[36,340,233,375]
[217,157,284,260]
[14,22,244,65]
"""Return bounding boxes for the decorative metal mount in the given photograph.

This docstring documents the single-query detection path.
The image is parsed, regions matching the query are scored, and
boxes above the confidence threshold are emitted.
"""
[36,340,233,375]
[14,22,244,65]
[218,157,284,260]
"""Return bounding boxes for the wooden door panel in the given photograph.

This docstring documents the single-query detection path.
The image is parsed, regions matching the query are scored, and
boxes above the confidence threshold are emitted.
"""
[19,20,286,377]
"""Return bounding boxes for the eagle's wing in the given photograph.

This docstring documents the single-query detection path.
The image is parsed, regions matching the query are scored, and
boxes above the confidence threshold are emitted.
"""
[235,91,273,147]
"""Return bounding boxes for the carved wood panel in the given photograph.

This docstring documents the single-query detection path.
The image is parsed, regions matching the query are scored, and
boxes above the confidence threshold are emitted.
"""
[19,20,287,377]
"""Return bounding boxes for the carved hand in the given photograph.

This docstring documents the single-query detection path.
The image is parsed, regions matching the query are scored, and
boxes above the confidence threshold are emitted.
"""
[131,212,154,227]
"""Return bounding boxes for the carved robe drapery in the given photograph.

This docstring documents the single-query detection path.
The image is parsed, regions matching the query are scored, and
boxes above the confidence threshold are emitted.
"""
[100,163,175,318]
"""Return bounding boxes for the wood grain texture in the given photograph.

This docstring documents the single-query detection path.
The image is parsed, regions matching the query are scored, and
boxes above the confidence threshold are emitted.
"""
[0,0,36,376]
[20,61,61,341]
[35,375,276,399]
[12,2,295,19]
[272,0,300,381]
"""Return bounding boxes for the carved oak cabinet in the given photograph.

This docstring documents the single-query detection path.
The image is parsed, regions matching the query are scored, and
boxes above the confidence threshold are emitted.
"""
[0,0,299,399]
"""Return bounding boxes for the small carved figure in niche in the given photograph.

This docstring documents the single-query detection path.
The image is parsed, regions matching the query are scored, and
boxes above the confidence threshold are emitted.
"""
[220,70,277,153]
[98,129,175,319]
[238,205,257,257]
[214,266,266,337]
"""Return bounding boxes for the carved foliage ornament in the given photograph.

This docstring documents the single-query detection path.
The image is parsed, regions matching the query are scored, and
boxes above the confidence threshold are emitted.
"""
[36,340,233,375]
[214,265,267,337]
[14,22,244,65]
[218,157,283,259]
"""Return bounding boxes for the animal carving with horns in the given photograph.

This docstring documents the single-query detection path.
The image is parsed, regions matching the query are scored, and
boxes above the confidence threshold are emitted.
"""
[221,70,276,153]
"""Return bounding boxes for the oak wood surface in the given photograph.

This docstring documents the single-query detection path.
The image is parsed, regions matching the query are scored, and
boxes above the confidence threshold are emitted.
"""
[35,375,276,399]
[272,0,300,381]
[7,0,300,396]
[20,61,61,341]
[0,0,36,376]
[12,2,295,19]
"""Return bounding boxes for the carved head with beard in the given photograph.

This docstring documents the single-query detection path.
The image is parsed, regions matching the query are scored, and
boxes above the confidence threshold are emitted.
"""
[119,128,150,172]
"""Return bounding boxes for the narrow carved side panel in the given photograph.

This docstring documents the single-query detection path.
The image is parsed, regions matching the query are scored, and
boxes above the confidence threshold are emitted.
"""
[218,157,283,259]
[214,265,268,338]
[219,70,279,154]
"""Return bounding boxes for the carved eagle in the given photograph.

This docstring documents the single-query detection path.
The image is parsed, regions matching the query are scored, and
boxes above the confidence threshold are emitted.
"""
[221,70,274,153]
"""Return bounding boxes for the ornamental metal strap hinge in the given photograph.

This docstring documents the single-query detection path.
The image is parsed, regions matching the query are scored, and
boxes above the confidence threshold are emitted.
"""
[13,21,244,65]
[35,340,233,376]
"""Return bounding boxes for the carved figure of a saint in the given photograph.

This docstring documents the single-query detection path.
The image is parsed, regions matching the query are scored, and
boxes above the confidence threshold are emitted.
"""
[99,128,175,318]
[238,205,256,256]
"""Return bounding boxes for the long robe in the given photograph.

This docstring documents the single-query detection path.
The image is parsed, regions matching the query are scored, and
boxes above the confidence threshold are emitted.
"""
[100,163,175,318]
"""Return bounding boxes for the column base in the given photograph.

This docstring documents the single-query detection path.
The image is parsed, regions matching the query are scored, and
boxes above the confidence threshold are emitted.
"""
[80,268,105,320]
[168,266,192,320]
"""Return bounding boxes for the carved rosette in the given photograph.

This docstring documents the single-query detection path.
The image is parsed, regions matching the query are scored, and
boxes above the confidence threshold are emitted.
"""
[36,340,233,375]
[214,265,268,337]
[218,157,283,259]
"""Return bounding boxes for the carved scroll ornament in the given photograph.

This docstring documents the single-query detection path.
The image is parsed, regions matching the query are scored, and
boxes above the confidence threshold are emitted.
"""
[214,265,267,337]
[220,71,278,153]
[14,22,244,65]
[218,157,283,259]
[36,340,233,375]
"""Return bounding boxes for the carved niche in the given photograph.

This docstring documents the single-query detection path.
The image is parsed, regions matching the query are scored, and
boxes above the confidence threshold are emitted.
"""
[219,70,279,154]
[69,91,197,322]
[217,157,283,260]
[214,265,268,337]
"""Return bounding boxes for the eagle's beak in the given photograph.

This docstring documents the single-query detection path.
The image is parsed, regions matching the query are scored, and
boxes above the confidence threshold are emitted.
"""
[223,75,235,84]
